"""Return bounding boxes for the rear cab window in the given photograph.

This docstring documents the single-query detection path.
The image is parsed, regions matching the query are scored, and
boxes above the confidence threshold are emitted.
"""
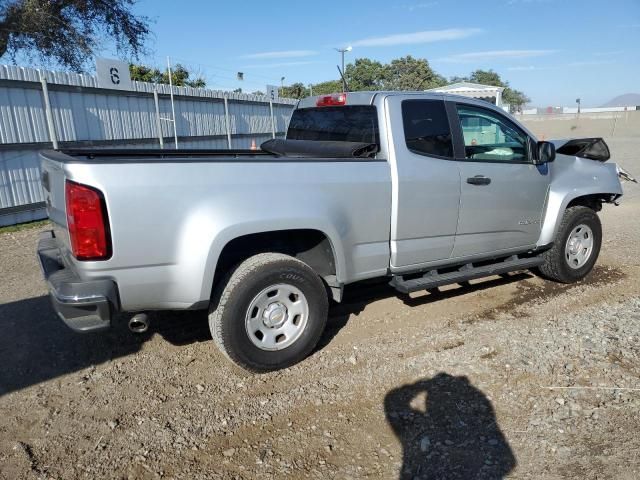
[401,100,453,159]
[287,106,379,144]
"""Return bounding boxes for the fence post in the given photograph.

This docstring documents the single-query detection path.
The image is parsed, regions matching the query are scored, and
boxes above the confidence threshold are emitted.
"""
[39,71,58,150]
[167,56,179,149]
[153,86,164,149]
[223,94,232,149]
[269,100,276,139]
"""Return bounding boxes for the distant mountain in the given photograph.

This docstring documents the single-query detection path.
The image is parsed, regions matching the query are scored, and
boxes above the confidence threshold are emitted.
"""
[601,93,640,107]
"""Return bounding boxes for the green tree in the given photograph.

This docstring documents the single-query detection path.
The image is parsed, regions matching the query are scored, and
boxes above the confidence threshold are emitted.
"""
[502,88,530,111]
[0,0,149,71]
[279,59,529,109]
[345,58,388,91]
[129,64,161,83]
[384,56,446,91]
[309,56,445,95]
[129,63,206,88]
[281,82,308,99]
[468,69,503,86]
[160,64,205,88]
[309,80,343,95]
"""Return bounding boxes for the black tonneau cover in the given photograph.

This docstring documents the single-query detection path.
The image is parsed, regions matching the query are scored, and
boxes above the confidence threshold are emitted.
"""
[58,148,272,159]
[42,139,380,165]
[261,139,379,158]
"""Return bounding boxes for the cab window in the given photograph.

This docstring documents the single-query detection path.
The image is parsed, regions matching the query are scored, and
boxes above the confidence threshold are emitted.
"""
[402,99,453,159]
[287,106,379,144]
[456,105,530,163]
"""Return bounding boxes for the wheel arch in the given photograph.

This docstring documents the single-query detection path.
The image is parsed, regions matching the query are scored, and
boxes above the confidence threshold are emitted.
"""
[538,190,618,246]
[202,226,345,304]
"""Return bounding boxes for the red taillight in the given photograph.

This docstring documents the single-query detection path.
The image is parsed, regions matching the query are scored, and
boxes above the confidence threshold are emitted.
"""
[65,180,111,261]
[316,93,347,107]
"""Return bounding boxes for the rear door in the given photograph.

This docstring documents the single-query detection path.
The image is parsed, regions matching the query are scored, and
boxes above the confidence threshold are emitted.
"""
[387,96,461,270]
[450,102,550,257]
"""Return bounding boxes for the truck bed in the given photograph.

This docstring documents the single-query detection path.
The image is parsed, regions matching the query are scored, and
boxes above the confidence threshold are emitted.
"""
[39,148,392,312]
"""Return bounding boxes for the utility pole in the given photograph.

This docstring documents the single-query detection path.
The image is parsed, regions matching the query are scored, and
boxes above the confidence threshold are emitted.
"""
[334,46,352,92]
[280,76,285,97]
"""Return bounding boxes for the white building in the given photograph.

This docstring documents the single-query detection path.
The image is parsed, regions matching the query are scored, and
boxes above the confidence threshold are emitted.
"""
[427,82,506,109]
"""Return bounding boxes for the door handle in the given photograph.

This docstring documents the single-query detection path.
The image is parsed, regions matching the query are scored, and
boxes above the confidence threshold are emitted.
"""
[467,175,491,186]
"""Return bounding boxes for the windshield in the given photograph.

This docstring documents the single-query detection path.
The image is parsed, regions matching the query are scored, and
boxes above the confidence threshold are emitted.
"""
[287,106,379,144]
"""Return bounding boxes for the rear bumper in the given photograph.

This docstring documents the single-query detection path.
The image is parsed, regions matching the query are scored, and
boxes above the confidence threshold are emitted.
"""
[37,230,118,332]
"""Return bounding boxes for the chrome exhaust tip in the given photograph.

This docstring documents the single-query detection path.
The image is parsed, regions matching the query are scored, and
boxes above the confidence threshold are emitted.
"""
[128,313,149,333]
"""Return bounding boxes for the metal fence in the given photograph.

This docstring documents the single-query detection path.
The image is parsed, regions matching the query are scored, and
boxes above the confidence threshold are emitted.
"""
[0,64,297,226]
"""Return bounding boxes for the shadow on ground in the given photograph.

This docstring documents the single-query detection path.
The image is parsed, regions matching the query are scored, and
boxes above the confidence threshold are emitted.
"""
[318,272,532,350]
[0,296,211,397]
[385,373,516,479]
[0,272,534,398]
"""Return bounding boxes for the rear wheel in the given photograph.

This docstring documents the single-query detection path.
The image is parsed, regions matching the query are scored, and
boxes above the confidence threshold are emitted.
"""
[209,253,328,372]
[537,206,602,283]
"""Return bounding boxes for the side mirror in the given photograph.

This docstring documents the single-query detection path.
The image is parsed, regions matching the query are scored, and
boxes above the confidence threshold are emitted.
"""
[536,141,556,164]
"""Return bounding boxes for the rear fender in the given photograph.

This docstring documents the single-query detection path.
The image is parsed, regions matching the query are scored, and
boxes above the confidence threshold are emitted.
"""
[179,214,348,304]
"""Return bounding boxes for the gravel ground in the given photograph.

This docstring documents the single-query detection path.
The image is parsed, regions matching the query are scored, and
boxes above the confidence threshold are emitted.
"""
[1,137,639,479]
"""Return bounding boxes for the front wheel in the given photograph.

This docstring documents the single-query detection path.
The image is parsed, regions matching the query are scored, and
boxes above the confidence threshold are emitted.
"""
[537,206,602,283]
[209,253,328,372]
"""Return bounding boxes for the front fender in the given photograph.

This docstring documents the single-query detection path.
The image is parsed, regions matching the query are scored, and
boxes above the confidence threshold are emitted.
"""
[538,155,623,246]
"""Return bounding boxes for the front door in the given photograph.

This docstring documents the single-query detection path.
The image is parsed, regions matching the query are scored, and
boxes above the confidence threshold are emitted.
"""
[451,103,549,258]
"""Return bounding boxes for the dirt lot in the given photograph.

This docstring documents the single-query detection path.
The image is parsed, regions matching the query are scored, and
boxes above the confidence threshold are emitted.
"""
[1,136,639,479]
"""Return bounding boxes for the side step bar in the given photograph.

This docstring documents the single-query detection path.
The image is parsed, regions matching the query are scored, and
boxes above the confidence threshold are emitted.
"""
[390,255,544,294]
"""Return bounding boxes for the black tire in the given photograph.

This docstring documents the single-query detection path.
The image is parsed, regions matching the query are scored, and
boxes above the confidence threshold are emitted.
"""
[209,253,328,372]
[537,206,602,283]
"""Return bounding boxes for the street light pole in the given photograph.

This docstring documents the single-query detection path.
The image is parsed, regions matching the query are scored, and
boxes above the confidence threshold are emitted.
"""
[334,46,352,92]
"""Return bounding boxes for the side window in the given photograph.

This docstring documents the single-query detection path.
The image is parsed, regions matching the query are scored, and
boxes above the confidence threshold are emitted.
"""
[456,104,530,163]
[402,100,453,159]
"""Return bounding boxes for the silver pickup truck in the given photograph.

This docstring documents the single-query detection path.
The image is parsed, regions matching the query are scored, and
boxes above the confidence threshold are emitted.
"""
[38,91,624,371]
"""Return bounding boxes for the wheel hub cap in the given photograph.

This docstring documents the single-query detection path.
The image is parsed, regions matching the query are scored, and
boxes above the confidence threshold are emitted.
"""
[263,302,288,328]
[564,224,594,269]
[245,284,310,351]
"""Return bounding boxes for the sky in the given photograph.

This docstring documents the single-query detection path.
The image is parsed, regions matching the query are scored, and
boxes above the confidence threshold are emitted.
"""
[87,0,640,106]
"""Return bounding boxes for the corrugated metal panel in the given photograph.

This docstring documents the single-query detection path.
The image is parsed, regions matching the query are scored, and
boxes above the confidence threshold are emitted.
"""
[0,207,46,227]
[0,82,49,143]
[0,64,297,224]
[0,149,45,207]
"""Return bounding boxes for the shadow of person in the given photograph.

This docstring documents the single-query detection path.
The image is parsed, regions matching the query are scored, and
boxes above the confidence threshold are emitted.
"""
[384,373,516,479]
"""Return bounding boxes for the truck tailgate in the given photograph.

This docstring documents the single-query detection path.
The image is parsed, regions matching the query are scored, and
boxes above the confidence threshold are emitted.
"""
[40,152,70,251]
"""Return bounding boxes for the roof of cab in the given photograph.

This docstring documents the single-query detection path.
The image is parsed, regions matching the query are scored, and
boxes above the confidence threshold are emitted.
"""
[293,90,537,140]
[295,90,487,108]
